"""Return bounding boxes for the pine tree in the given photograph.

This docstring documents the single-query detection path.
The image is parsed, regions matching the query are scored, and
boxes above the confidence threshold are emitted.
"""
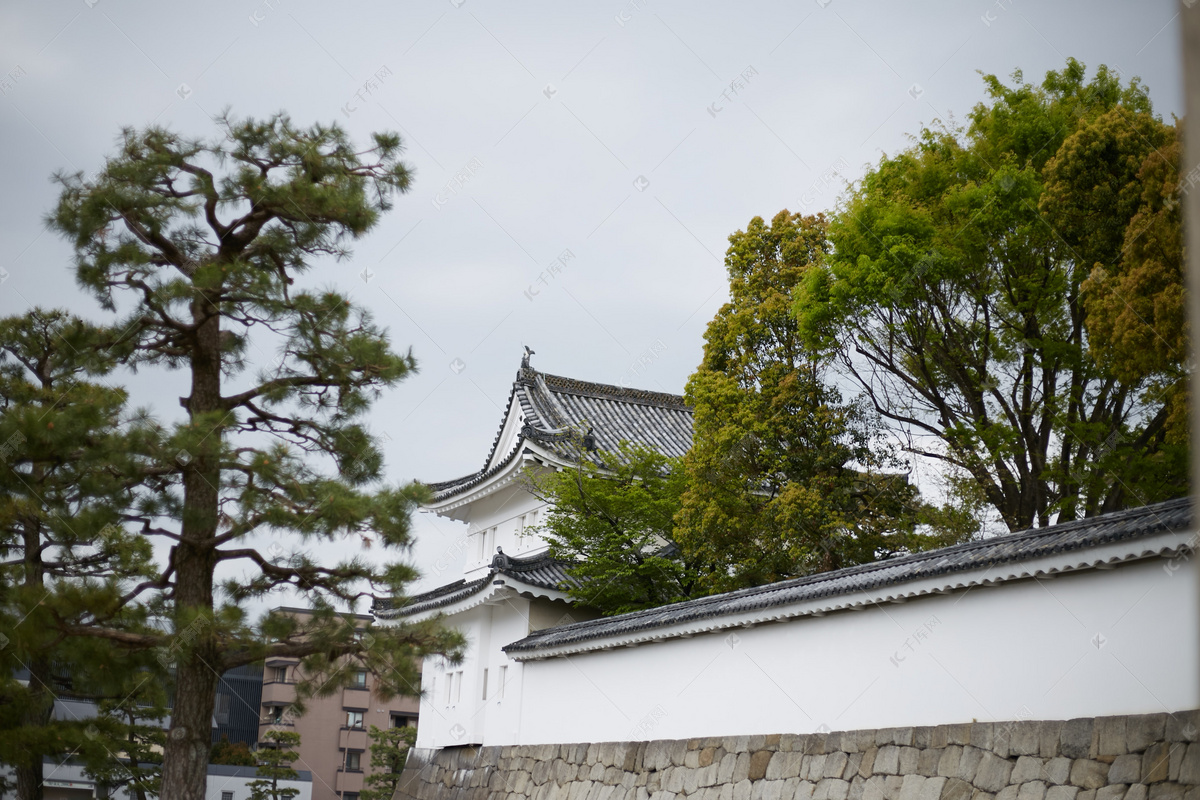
[46,113,464,799]
[0,309,166,800]
[247,730,301,800]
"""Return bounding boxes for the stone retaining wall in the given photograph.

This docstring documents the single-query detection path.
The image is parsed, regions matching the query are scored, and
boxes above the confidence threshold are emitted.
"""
[395,712,1200,800]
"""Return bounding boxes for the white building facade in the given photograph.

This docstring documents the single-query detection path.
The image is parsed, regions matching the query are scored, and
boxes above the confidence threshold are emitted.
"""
[374,357,694,749]
[377,357,1198,751]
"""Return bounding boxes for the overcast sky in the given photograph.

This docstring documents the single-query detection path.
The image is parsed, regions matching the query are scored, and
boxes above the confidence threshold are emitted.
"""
[0,0,1185,600]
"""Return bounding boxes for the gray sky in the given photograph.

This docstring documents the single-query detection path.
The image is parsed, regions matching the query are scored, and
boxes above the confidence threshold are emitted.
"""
[0,0,1185,598]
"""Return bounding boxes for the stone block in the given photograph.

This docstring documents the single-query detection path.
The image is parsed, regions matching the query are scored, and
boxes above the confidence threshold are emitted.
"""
[919,749,942,777]
[969,725,995,753]
[848,753,864,780]
[827,780,852,800]
[1126,715,1168,754]
[734,753,752,783]
[936,743,964,777]
[827,753,850,779]
[931,728,950,751]
[1059,721,1094,760]
[719,753,738,784]
[877,747,902,776]
[1167,711,1200,743]
[796,782,816,800]
[995,785,1020,800]
[757,780,782,800]
[1125,786,1147,800]
[959,749,985,783]
[1097,718,1129,757]
[685,750,701,769]
[862,777,886,800]
[810,736,832,756]
[1108,754,1140,784]
[1011,725,1043,757]
[1018,782,1048,800]
[670,741,689,768]
[900,749,920,774]
[942,778,975,800]
[1046,787,1080,800]
[915,729,933,750]
[1044,758,1072,785]
[766,752,802,781]
[882,776,904,800]
[734,781,753,800]
[780,735,802,754]
[1013,757,1046,783]
[898,775,928,800]
[894,730,917,747]
[1148,785,1185,800]
[1040,724,1066,759]
[1182,742,1200,784]
[974,754,1014,793]
[860,749,878,778]
[665,768,685,793]
[750,751,774,782]
[973,791,997,800]
[947,726,973,747]
[917,777,947,800]
[701,764,721,788]
[1143,743,1171,783]
[808,755,829,781]
[877,730,899,747]
[1095,786,1126,800]
[1069,761,1108,790]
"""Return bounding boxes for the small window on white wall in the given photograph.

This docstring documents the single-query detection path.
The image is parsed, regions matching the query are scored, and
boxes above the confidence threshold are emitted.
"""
[453,671,463,704]
[473,530,484,562]
[482,668,488,701]
[498,665,507,699]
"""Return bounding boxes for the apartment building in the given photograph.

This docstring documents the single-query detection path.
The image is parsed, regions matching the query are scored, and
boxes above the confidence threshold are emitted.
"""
[259,608,420,800]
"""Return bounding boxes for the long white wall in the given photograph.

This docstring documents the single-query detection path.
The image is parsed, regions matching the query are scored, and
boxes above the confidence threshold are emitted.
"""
[512,557,1198,744]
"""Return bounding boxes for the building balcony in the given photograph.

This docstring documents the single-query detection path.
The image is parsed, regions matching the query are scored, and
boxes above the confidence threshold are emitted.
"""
[336,769,365,794]
[260,681,296,707]
[342,687,370,709]
[339,727,368,750]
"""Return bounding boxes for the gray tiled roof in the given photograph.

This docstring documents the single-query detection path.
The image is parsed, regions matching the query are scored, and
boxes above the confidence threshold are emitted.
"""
[374,551,577,618]
[503,496,1191,654]
[425,363,693,501]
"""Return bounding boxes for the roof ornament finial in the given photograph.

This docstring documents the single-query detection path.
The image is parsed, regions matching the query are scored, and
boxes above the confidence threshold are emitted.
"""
[490,545,511,572]
[521,345,535,370]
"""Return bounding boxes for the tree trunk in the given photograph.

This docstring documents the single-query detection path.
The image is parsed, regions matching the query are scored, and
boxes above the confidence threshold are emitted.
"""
[159,294,223,800]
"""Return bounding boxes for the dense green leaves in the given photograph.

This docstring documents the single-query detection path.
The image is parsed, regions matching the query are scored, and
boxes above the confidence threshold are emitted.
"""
[360,724,417,800]
[795,59,1184,530]
[527,443,694,615]
[677,212,964,595]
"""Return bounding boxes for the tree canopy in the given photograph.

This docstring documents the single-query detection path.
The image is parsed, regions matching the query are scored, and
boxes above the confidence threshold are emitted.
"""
[46,112,463,799]
[676,211,969,595]
[527,442,694,615]
[795,59,1185,530]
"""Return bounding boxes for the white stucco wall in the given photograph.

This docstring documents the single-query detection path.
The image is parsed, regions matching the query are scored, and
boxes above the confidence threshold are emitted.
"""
[512,556,1197,744]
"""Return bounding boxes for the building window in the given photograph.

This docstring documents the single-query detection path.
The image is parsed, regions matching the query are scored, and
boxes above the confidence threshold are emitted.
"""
[347,710,364,729]
[453,671,462,704]
[215,692,231,725]
[222,792,234,800]
[344,795,359,800]
[391,714,412,729]
[482,668,488,702]
[498,665,507,699]
[271,665,287,683]
[350,670,367,689]
[346,750,362,771]
[267,706,283,724]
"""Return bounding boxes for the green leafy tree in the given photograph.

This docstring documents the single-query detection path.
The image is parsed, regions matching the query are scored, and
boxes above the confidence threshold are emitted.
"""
[210,736,257,766]
[0,309,166,800]
[46,112,464,800]
[526,442,694,615]
[360,724,417,800]
[247,730,301,800]
[677,211,966,595]
[795,59,1182,530]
